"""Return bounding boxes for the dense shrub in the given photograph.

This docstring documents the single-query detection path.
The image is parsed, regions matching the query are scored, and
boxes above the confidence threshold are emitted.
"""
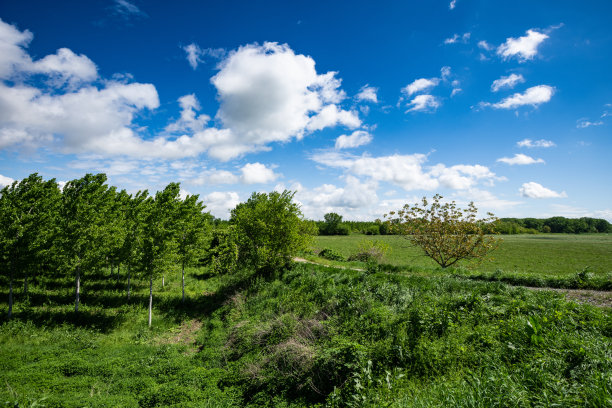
[318,248,345,261]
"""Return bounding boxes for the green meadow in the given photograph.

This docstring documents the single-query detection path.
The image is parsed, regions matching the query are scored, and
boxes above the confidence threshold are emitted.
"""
[1,234,611,407]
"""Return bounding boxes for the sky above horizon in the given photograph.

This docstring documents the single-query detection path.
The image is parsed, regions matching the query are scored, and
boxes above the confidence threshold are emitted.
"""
[0,0,611,220]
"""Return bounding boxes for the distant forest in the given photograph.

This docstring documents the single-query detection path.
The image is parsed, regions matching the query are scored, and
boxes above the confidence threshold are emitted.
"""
[297,215,612,236]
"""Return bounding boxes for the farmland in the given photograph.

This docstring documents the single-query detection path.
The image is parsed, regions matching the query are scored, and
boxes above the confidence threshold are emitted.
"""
[1,234,611,407]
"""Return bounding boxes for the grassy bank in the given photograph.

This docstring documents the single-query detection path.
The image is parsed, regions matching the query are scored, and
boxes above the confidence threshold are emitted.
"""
[1,261,611,407]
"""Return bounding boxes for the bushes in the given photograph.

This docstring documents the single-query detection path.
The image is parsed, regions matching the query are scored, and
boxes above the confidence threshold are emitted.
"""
[319,248,345,261]
[347,240,390,263]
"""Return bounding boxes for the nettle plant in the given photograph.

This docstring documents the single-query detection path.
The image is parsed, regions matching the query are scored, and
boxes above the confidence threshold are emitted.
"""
[385,194,500,268]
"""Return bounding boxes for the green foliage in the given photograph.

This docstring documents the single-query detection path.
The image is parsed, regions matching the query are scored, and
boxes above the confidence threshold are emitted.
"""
[347,239,390,263]
[386,194,500,268]
[230,190,316,274]
[206,226,239,274]
[318,248,345,261]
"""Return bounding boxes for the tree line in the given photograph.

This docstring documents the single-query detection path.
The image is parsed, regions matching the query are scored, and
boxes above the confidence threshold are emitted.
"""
[314,213,611,236]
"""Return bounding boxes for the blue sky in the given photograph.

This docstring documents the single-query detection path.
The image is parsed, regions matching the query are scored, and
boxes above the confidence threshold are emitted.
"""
[0,0,610,220]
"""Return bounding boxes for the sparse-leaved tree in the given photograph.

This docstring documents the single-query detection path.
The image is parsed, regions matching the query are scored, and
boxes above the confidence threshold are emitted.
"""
[385,194,500,268]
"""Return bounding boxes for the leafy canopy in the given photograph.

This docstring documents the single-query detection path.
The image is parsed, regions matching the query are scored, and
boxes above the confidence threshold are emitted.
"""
[230,190,315,274]
[385,194,500,268]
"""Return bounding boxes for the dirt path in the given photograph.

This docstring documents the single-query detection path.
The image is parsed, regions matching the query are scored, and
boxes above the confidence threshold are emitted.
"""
[293,257,611,308]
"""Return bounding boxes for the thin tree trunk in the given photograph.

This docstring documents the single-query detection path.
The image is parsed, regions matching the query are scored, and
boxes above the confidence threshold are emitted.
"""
[117,264,120,281]
[8,263,13,319]
[181,261,185,304]
[110,263,114,280]
[162,275,165,287]
[127,265,131,301]
[24,271,28,296]
[75,266,81,312]
[148,276,153,327]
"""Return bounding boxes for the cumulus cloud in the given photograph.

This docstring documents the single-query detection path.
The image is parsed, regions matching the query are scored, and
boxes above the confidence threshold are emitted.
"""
[517,138,555,148]
[335,130,372,149]
[497,153,545,165]
[0,174,15,187]
[311,151,500,192]
[444,32,470,44]
[202,191,241,218]
[497,29,549,62]
[576,118,604,128]
[485,85,554,109]
[406,94,440,112]
[449,0,457,10]
[491,73,525,92]
[210,42,360,158]
[402,78,439,96]
[520,182,566,198]
[0,20,360,162]
[239,162,279,184]
[355,85,378,103]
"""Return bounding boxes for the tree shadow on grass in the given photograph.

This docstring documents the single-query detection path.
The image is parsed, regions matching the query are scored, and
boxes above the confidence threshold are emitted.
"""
[0,308,126,333]
[156,271,256,324]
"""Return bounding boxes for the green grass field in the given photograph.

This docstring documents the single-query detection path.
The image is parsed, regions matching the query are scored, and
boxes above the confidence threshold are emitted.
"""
[313,234,612,275]
[1,234,611,407]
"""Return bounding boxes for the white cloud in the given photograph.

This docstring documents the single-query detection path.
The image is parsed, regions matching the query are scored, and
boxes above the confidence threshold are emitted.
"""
[211,42,360,158]
[184,43,203,70]
[517,138,555,148]
[182,43,225,70]
[444,32,470,44]
[497,153,545,165]
[548,204,612,222]
[239,162,279,184]
[451,88,462,97]
[491,73,525,92]
[0,21,359,162]
[449,0,457,10]
[113,0,146,18]
[355,85,378,103]
[478,40,493,51]
[520,182,566,198]
[576,118,604,128]
[311,152,500,192]
[335,130,372,149]
[497,29,549,62]
[402,78,439,96]
[202,191,241,218]
[486,85,554,109]
[406,94,440,112]
[165,94,210,133]
[0,174,14,187]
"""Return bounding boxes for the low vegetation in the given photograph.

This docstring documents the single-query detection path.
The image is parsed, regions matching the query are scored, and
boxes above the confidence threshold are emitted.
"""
[1,173,610,406]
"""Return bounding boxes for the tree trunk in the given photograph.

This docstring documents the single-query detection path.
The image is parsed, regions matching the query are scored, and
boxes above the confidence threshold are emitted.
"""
[23,271,28,296]
[117,264,120,281]
[181,261,185,304]
[162,275,165,287]
[75,266,81,312]
[127,265,131,301]
[8,264,13,319]
[110,263,114,280]
[148,276,153,327]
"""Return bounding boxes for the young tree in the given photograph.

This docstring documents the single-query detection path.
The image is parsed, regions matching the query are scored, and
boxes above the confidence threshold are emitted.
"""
[121,190,149,300]
[141,183,180,326]
[176,194,210,303]
[0,174,60,318]
[60,173,112,312]
[385,194,500,268]
[230,190,316,275]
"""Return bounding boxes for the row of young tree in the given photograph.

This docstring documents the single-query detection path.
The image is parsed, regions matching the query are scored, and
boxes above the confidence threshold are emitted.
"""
[1,174,316,326]
[0,173,209,326]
